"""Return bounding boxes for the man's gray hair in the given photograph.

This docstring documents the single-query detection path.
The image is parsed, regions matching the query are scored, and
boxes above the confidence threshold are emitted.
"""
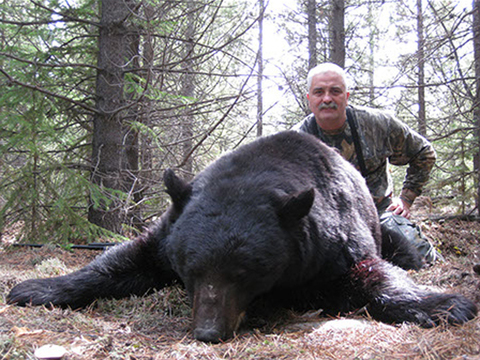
[307,63,348,91]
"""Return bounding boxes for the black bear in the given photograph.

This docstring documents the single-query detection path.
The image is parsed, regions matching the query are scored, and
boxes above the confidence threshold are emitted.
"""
[7,131,477,343]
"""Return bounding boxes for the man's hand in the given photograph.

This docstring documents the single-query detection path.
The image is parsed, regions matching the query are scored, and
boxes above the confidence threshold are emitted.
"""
[386,197,411,219]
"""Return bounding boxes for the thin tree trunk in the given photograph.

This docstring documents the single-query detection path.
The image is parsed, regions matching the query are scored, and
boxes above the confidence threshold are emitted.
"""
[180,0,195,181]
[140,4,155,189]
[330,0,345,68]
[368,0,375,105]
[473,0,480,216]
[89,0,140,233]
[256,0,264,137]
[417,0,427,136]
[307,0,317,70]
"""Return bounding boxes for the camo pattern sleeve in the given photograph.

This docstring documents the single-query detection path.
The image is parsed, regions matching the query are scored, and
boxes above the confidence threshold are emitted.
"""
[349,105,436,204]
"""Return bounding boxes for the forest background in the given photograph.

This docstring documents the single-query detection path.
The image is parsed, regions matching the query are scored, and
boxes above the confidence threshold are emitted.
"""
[0,0,479,244]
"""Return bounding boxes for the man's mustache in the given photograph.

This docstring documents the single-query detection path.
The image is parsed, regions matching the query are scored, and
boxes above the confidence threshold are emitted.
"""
[318,103,338,110]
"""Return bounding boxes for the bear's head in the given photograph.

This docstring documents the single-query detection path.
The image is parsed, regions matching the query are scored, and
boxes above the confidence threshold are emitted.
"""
[163,169,314,342]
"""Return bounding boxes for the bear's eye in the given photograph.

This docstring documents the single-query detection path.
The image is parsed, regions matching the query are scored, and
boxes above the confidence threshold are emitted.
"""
[230,268,247,282]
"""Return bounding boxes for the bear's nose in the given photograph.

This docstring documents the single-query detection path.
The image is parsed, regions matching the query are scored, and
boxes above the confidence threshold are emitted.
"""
[193,327,223,343]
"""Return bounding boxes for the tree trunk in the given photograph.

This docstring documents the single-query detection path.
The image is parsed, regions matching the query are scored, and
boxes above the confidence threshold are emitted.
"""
[139,4,155,189]
[89,0,140,233]
[330,0,345,68]
[417,0,427,136]
[180,0,196,181]
[473,0,480,216]
[307,0,317,70]
[256,0,264,137]
[368,0,375,105]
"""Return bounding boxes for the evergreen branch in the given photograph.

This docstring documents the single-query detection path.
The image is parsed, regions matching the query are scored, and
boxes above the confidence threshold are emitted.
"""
[0,2,99,27]
[0,52,99,70]
[29,0,100,27]
[0,67,99,115]
[431,127,478,142]
[0,18,65,26]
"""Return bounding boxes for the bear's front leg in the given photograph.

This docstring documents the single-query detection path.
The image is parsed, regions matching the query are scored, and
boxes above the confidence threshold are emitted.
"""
[8,224,179,309]
[7,267,112,308]
[348,258,477,326]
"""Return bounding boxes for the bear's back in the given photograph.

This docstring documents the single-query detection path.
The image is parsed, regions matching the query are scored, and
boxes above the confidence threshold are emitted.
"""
[196,131,363,197]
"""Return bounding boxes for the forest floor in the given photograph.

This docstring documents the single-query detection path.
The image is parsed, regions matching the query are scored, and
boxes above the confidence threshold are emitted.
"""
[1,204,480,359]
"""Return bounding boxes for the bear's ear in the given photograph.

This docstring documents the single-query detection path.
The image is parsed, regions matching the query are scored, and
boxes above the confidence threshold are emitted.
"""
[163,169,193,212]
[276,188,315,224]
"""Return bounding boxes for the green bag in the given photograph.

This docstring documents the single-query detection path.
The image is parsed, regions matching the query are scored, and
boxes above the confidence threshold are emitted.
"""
[380,212,441,264]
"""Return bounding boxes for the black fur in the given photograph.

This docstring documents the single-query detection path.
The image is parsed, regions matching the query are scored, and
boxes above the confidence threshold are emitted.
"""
[381,225,424,270]
[7,131,477,343]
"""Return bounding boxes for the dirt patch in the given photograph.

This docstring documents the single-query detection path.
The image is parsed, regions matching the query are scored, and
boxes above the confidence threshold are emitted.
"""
[1,218,480,359]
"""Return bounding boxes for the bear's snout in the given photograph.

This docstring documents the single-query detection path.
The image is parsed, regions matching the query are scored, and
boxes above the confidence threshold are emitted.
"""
[193,324,225,343]
[191,279,246,342]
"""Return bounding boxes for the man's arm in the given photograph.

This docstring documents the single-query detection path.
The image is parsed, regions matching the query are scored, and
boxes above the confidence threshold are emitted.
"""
[387,118,436,217]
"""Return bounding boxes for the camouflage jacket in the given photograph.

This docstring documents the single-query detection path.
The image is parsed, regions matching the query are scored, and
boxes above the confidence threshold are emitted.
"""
[294,105,436,208]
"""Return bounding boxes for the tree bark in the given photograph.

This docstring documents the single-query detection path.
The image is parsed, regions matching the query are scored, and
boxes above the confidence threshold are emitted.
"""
[180,0,196,181]
[473,0,480,216]
[307,0,317,70]
[256,0,264,137]
[89,0,140,233]
[139,4,155,189]
[330,0,345,68]
[368,0,375,105]
[417,0,427,136]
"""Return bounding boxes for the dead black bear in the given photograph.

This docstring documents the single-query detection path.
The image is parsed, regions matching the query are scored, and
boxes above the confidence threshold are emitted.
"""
[7,131,477,343]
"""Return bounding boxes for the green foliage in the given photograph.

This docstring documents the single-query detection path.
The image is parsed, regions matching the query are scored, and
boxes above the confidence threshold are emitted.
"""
[0,0,260,243]
[0,0,110,243]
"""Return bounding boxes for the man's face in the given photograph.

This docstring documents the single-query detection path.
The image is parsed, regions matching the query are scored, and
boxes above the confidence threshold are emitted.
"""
[307,71,350,131]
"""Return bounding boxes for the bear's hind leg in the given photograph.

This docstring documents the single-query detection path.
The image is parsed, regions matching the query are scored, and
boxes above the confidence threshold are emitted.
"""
[348,258,477,327]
